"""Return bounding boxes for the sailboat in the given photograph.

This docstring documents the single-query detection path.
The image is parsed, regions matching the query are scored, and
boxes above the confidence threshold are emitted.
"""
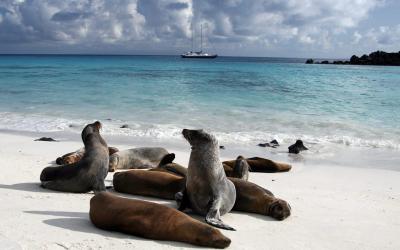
[181,24,217,59]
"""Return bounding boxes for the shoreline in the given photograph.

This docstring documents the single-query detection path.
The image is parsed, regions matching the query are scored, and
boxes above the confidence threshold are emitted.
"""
[1,128,399,171]
[0,131,399,249]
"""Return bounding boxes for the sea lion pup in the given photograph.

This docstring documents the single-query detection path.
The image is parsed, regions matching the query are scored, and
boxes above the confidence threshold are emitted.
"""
[113,170,184,200]
[113,170,291,220]
[223,157,292,173]
[222,156,250,180]
[40,121,109,193]
[108,147,168,172]
[179,129,236,231]
[90,192,231,248]
[56,147,119,165]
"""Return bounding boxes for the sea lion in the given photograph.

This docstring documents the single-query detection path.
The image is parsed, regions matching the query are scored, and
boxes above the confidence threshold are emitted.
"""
[288,139,308,154]
[222,156,250,180]
[229,177,291,220]
[179,129,236,230]
[108,147,168,172]
[152,153,249,180]
[258,139,279,148]
[90,192,231,248]
[55,147,119,165]
[35,137,57,142]
[223,157,292,173]
[112,170,291,220]
[113,170,184,200]
[40,121,109,193]
[148,153,188,177]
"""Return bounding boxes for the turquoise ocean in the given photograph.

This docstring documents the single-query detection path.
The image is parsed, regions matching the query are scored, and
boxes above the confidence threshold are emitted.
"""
[0,55,399,169]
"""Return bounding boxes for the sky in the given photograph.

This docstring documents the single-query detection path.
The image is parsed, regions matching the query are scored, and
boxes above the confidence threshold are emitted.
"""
[0,0,399,58]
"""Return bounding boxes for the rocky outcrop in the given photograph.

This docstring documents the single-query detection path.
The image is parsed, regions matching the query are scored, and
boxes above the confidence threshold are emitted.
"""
[306,51,400,66]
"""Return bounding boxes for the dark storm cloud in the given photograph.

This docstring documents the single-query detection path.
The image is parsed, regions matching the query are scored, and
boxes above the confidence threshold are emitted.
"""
[51,11,91,22]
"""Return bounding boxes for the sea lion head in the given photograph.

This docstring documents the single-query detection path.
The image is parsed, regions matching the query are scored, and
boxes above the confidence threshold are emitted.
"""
[295,140,308,150]
[233,155,250,180]
[268,199,291,220]
[182,129,218,148]
[108,154,119,172]
[81,121,102,142]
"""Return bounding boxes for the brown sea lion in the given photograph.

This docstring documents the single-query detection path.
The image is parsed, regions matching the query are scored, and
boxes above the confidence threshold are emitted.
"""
[223,157,292,173]
[108,147,169,172]
[229,177,291,220]
[113,170,184,200]
[90,192,231,248]
[40,121,109,193]
[151,153,249,181]
[56,147,119,165]
[113,169,291,220]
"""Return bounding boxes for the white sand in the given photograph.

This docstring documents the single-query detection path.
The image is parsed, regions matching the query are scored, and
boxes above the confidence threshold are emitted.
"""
[0,131,399,250]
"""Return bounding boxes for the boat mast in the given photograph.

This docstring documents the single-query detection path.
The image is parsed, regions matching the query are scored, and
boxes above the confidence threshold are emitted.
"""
[191,23,194,52]
[200,24,203,52]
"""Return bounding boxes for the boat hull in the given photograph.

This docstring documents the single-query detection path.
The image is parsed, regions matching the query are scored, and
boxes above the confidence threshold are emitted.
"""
[181,54,218,59]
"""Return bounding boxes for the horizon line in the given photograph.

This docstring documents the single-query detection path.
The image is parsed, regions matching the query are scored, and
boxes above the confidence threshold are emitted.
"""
[0,53,350,60]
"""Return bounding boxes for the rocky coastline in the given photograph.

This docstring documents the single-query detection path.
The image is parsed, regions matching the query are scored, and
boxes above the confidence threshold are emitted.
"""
[306,51,400,66]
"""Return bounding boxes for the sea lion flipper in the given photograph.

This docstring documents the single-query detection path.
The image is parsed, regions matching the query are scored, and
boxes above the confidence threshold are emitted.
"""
[92,180,106,193]
[158,153,175,167]
[175,188,190,211]
[205,207,235,231]
[205,199,236,231]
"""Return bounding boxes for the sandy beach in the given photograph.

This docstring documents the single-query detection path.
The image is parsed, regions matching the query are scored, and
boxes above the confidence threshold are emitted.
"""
[0,131,399,250]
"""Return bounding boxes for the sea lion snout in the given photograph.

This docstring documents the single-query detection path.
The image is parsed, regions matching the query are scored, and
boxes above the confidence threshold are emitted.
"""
[108,154,119,172]
[210,233,231,248]
[268,199,291,220]
[182,129,216,146]
[93,121,102,131]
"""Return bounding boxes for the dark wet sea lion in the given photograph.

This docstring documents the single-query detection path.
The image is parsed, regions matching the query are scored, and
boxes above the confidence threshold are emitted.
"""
[223,157,292,173]
[108,147,168,172]
[112,170,291,220]
[178,129,236,230]
[55,147,119,165]
[35,137,57,142]
[113,170,184,200]
[90,192,231,248]
[258,139,279,148]
[288,139,308,154]
[222,156,249,180]
[40,121,109,193]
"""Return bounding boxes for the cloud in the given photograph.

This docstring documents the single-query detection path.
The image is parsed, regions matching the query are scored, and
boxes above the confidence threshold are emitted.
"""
[0,0,392,56]
[365,25,400,46]
[51,11,91,22]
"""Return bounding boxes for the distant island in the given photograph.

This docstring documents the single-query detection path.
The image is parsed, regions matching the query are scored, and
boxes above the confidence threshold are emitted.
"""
[306,51,400,66]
